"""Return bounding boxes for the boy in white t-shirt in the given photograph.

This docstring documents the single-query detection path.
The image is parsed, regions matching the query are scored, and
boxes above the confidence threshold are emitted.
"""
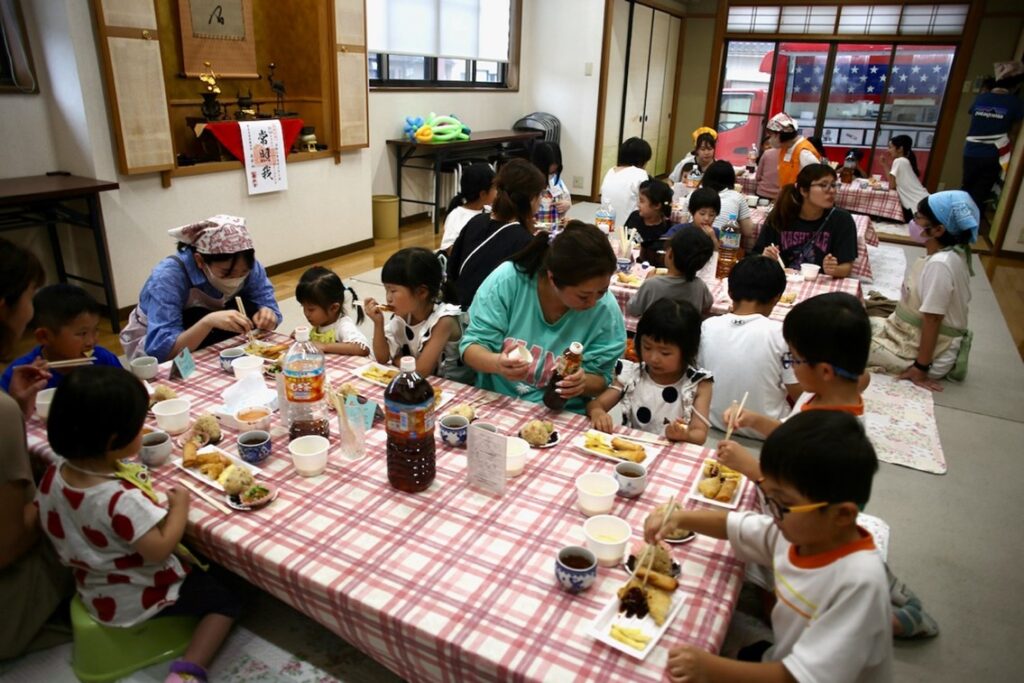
[647,411,892,683]
[698,256,801,438]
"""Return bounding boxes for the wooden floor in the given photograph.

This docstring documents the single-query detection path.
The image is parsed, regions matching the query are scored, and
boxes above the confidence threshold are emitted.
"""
[14,221,1024,362]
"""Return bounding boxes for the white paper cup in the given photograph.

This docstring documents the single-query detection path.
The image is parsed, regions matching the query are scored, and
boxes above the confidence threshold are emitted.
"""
[35,388,56,420]
[130,356,159,380]
[801,263,821,281]
[232,355,264,380]
[151,398,191,435]
[234,406,272,432]
[288,435,329,476]
[583,515,632,567]
[506,436,529,477]
[575,472,617,516]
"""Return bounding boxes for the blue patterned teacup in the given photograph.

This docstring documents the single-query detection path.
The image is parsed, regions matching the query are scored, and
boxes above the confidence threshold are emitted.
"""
[439,414,469,448]
[237,430,271,464]
[219,347,245,373]
[555,546,597,594]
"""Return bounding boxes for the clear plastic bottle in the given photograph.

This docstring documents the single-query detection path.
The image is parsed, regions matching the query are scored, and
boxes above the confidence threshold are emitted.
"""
[594,202,616,233]
[746,143,758,174]
[715,213,742,279]
[283,326,330,440]
[385,357,436,493]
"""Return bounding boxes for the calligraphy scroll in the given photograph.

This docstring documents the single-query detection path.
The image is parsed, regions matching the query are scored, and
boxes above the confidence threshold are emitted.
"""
[178,0,258,78]
[239,120,288,195]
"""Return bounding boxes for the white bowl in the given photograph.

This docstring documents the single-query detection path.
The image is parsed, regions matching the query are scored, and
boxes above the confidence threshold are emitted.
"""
[575,472,617,517]
[506,436,529,477]
[232,355,264,380]
[151,398,191,435]
[583,515,632,567]
[801,263,821,281]
[234,406,272,432]
[130,356,159,380]
[35,388,56,420]
[288,435,329,476]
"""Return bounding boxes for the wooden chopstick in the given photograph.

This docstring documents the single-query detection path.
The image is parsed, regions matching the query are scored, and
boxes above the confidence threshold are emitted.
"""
[723,391,749,442]
[47,357,96,369]
[177,478,232,514]
[636,498,678,588]
[613,431,670,447]
[235,296,255,344]
[689,408,712,428]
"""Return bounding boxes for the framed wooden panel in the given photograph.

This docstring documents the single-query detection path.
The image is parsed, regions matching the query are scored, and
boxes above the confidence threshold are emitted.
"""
[93,0,174,174]
[178,0,258,78]
[333,0,369,150]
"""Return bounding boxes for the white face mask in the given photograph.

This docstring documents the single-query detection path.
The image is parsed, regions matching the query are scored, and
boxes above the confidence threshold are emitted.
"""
[204,267,247,297]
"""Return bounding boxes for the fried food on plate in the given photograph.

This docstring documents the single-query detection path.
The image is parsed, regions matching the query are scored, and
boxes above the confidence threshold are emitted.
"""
[521,419,555,447]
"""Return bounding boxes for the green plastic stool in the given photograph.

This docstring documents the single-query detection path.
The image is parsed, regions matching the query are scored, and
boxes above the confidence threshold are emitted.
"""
[70,595,198,683]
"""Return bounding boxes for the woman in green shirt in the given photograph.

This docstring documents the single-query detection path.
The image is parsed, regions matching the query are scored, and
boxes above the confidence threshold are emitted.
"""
[460,222,626,413]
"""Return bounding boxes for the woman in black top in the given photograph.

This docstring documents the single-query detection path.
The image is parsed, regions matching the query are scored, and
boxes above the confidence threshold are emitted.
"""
[754,164,857,278]
[447,159,547,309]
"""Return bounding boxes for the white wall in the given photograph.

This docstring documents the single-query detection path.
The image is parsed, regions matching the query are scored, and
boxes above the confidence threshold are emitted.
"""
[3,0,607,308]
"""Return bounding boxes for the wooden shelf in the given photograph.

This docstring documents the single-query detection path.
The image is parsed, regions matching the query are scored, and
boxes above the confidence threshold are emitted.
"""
[161,150,335,187]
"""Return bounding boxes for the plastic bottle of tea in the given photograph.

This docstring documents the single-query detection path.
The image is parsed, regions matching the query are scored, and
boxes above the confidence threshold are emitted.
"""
[595,202,616,233]
[283,327,329,440]
[543,342,583,411]
[716,213,742,279]
[385,357,436,493]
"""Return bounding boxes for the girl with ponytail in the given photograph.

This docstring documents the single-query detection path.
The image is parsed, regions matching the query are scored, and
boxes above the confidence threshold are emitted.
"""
[885,135,929,221]
[441,164,496,251]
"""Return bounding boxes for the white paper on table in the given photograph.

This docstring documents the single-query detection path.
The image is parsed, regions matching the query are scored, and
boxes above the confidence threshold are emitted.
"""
[466,424,507,496]
[239,120,288,195]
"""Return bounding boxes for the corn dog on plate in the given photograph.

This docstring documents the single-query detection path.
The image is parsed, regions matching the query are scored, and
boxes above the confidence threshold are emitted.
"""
[684,458,748,509]
[571,430,660,466]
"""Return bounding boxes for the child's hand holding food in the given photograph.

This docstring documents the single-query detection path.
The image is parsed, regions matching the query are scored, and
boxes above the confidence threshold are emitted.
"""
[363,298,386,325]
[252,307,279,330]
[715,440,760,480]
[664,419,690,442]
[589,408,614,434]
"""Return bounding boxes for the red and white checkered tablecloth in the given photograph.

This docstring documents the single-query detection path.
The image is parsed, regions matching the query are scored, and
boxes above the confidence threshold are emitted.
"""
[747,208,876,281]
[612,267,863,332]
[736,175,903,223]
[26,337,756,682]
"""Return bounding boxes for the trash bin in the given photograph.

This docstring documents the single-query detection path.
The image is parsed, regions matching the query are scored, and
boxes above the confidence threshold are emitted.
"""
[372,194,399,239]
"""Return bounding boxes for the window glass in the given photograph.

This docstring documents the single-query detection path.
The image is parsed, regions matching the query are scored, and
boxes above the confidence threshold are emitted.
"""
[438,58,469,81]
[388,55,427,80]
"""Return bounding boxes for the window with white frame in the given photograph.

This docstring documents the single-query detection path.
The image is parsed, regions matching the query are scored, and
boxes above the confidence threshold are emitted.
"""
[367,0,514,88]
[726,3,969,36]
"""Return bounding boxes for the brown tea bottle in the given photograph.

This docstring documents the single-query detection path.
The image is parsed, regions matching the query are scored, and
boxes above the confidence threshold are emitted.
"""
[543,342,583,411]
[385,357,436,493]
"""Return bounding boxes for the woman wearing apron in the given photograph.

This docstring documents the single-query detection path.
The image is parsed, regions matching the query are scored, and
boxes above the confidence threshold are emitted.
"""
[869,191,978,390]
[120,215,282,362]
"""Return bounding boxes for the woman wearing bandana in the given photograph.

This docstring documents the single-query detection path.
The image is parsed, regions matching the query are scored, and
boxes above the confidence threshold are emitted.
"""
[869,191,979,390]
[120,215,282,361]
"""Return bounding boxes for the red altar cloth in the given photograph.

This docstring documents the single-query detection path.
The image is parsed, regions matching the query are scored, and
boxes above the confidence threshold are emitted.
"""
[195,119,305,161]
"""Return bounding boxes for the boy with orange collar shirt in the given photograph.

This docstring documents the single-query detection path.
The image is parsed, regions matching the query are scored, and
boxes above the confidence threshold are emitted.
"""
[647,412,892,683]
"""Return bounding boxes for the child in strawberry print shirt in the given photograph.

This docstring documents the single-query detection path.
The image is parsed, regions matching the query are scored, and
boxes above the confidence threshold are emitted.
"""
[35,367,237,683]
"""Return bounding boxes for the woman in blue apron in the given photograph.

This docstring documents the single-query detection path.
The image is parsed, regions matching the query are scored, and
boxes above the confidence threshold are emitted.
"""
[120,215,282,362]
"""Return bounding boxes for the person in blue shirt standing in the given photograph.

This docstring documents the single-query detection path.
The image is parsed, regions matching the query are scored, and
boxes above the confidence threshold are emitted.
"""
[119,215,282,362]
[962,67,1023,215]
[0,284,123,392]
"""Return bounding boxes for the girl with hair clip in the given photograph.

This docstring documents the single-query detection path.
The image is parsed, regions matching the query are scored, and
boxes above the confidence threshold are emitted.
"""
[625,179,674,266]
[587,298,712,444]
[365,247,472,383]
[884,135,929,221]
[600,137,652,226]
[754,164,858,278]
[0,238,73,661]
[440,163,496,251]
[700,160,756,246]
[870,191,979,389]
[530,141,572,225]
[295,266,369,356]
[460,222,626,413]
[447,158,547,309]
[669,127,718,185]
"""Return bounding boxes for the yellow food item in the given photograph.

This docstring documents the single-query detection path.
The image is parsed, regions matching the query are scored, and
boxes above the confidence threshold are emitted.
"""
[433,386,443,408]
[633,566,679,592]
[198,462,226,480]
[716,477,738,503]
[448,404,476,421]
[217,464,254,495]
[698,476,722,499]
[584,433,646,463]
[779,292,797,304]
[609,624,650,650]
[646,586,672,626]
[615,272,643,287]
[150,384,177,406]
[635,543,673,575]
[521,419,555,447]
[363,365,399,384]
[245,341,289,360]
[191,414,221,445]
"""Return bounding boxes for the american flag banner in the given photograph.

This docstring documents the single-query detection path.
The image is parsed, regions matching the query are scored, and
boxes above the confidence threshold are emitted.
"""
[789,52,953,103]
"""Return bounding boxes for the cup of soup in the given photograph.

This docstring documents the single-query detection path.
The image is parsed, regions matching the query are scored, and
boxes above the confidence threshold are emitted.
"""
[235,406,271,432]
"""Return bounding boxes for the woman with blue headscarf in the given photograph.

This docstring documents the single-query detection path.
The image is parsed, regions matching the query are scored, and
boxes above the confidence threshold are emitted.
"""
[869,191,978,390]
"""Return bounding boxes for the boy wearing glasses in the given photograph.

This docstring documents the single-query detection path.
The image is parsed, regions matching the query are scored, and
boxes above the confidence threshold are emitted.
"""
[646,411,892,683]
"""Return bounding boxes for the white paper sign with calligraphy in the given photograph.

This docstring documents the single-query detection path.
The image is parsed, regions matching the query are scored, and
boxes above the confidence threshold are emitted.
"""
[239,120,288,195]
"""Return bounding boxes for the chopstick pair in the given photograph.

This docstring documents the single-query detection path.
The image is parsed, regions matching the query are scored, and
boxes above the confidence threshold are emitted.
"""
[629,497,678,586]
[177,478,232,514]
[46,357,96,369]
[234,297,255,345]
[723,391,749,442]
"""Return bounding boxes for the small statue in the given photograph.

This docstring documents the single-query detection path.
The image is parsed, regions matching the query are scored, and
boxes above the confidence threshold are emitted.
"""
[235,89,257,120]
[199,61,224,121]
[266,63,295,117]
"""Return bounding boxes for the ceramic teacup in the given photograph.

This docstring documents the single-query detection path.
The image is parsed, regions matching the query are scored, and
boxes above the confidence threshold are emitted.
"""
[614,461,647,498]
[140,430,172,467]
[237,430,271,464]
[554,546,597,594]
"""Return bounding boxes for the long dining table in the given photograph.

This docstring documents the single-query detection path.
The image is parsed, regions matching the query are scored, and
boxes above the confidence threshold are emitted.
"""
[26,338,757,682]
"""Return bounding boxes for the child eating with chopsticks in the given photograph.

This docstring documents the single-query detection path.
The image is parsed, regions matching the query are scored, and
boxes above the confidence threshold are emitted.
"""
[716,292,939,640]
[295,266,370,357]
[36,366,238,683]
[586,298,712,444]
[0,284,122,392]
[647,411,893,682]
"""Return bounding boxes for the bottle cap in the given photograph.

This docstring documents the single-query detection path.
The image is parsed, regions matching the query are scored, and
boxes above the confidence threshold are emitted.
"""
[569,341,583,355]
[294,326,310,342]
[399,356,416,372]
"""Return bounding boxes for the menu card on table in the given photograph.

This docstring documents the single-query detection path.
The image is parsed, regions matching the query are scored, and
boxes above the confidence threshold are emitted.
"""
[467,423,507,496]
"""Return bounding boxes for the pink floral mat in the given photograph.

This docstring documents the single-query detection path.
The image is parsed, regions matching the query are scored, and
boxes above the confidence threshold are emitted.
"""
[863,373,948,474]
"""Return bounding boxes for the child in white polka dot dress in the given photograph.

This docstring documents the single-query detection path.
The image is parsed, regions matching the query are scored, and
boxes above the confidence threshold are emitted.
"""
[586,298,713,444]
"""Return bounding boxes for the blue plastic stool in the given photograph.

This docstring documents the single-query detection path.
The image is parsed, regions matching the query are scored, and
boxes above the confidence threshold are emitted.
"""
[70,595,198,683]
